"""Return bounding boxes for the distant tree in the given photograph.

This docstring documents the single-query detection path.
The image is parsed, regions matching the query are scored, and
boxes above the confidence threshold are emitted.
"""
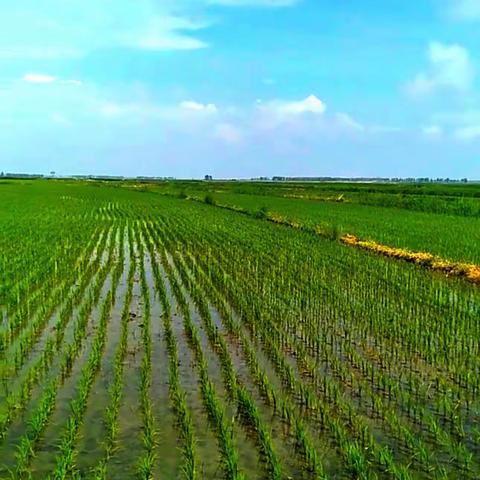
[204,174,213,181]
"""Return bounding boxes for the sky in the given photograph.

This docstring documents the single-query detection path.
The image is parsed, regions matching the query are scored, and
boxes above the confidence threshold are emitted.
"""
[0,0,479,179]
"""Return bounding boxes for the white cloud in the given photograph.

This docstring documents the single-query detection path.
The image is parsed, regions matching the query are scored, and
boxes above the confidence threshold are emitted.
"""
[4,77,450,179]
[23,73,82,87]
[252,95,402,140]
[214,123,243,143]
[23,73,56,84]
[63,79,83,86]
[422,125,443,138]
[335,113,364,131]
[406,42,474,96]
[180,100,218,113]
[251,95,383,140]
[453,124,480,140]
[262,94,327,116]
[449,0,480,20]
[98,102,162,119]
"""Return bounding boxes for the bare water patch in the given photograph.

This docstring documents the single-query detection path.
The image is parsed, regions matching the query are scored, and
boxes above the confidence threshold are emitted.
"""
[106,267,144,478]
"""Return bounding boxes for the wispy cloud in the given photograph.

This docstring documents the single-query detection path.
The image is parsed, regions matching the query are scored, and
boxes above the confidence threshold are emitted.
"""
[214,123,243,143]
[0,2,210,59]
[335,113,364,132]
[23,73,82,86]
[134,35,207,50]
[119,14,209,51]
[0,0,299,61]
[23,73,56,84]
[98,102,150,118]
[208,0,300,6]
[422,125,444,138]
[449,0,480,20]
[64,79,83,86]
[405,42,474,96]
[96,98,220,123]
[180,100,218,113]
[453,124,480,141]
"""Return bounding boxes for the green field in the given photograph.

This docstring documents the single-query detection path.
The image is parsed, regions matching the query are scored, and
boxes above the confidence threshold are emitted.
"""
[0,180,479,479]
[159,180,480,264]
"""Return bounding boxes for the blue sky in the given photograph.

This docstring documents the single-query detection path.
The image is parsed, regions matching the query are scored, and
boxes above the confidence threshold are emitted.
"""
[1,0,479,178]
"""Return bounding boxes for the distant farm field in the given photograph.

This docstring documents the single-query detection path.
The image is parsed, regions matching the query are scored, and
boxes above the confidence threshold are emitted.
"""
[0,180,479,479]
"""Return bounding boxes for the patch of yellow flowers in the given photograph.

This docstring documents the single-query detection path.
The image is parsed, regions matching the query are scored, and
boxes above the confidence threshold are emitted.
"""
[341,234,480,285]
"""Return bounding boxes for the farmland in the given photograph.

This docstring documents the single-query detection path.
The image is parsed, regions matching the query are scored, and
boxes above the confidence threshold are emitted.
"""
[0,179,479,479]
